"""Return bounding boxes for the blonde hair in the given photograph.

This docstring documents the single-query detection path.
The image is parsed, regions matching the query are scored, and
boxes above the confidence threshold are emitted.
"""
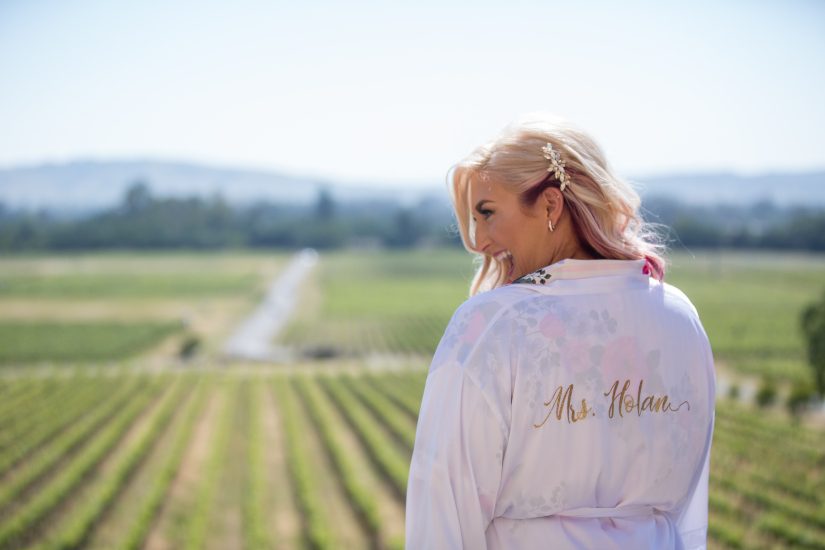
[448,112,668,296]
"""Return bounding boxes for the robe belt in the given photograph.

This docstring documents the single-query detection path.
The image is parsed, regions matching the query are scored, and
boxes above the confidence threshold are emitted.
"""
[554,504,660,518]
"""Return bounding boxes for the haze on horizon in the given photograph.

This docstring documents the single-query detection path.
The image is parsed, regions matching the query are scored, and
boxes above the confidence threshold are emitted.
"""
[1,0,823,188]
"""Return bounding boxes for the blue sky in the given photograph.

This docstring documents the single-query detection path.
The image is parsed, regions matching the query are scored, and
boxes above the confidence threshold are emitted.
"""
[1,0,823,187]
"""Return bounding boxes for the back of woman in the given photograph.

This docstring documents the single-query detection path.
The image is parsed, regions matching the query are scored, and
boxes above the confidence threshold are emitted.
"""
[405,113,716,550]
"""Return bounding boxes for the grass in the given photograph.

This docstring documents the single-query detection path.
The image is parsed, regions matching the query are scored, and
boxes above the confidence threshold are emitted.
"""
[0,250,287,298]
[0,321,182,364]
[0,273,259,298]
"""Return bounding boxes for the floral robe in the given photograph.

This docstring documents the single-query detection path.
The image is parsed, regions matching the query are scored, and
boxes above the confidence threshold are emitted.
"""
[406,258,716,549]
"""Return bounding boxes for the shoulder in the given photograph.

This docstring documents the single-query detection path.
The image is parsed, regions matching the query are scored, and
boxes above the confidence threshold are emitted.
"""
[659,280,700,318]
[653,280,713,347]
[449,284,537,332]
[429,287,524,427]
[431,285,534,374]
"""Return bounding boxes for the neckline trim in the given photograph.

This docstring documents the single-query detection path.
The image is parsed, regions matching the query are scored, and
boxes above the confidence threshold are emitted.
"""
[510,258,650,286]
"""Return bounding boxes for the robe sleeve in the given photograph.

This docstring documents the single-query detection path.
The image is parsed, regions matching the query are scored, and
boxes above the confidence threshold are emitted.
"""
[673,302,716,550]
[675,324,715,550]
[674,410,713,550]
[405,301,511,549]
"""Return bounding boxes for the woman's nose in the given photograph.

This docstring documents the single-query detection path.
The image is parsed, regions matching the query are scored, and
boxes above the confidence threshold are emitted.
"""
[470,219,491,252]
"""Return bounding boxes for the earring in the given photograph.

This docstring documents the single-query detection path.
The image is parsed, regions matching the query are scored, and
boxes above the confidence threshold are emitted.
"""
[548,218,555,232]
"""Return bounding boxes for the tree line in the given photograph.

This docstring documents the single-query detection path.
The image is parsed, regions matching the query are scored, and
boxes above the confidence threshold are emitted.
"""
[0,181,824,252]
[0,182,453,251]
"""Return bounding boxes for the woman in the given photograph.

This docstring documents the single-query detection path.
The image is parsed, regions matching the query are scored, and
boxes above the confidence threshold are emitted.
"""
[405,113,716,549]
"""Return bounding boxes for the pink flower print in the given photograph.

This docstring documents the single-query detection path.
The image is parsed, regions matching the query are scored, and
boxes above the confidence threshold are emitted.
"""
[560,338,590,374]
[461,310,488,344]
[539,312,567,340]
[602,335,645,384]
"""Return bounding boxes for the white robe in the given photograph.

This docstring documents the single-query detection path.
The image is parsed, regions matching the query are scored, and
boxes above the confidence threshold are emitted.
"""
[406,258,716,549]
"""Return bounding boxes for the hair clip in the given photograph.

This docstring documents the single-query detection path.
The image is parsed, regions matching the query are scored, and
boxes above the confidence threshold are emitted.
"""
[541,142,570,192]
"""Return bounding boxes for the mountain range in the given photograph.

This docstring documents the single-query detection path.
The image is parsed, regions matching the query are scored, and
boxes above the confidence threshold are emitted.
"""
[1,159,823,214]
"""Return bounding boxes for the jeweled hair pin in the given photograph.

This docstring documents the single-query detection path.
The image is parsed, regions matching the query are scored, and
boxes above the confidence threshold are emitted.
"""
[540,142,571,192]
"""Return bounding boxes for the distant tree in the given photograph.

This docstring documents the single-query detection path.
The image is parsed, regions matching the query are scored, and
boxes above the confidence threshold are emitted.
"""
[315,186,335,220]
[800,289,825,397]
[123,180,153,214]
[762,211,825,251]
[786,379,816,418]
[10,217,46,249]
[670,216,722,247]
[755,376,778,408]
[178,333,201,361]
[300,220,347,249]
[385,207,420,248]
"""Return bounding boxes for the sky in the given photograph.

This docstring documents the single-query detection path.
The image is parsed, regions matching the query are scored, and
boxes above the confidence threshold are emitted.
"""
[1,0,824,188]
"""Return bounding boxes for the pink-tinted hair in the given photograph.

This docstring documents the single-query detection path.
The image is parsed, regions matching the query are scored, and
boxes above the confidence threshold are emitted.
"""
[448,112,668,296]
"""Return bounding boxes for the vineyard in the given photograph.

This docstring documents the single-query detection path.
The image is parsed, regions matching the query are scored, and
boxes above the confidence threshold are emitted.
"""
[0,249,823,548]
[0,369,822,549]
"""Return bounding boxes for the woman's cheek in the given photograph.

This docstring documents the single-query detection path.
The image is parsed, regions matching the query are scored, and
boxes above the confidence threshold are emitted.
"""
[490,218,504,237]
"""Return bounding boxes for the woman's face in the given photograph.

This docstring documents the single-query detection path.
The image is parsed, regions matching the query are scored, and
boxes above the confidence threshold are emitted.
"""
[467,176,556,283]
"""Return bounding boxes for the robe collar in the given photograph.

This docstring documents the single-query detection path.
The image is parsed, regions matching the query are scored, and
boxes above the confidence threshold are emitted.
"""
[510,257,651,286]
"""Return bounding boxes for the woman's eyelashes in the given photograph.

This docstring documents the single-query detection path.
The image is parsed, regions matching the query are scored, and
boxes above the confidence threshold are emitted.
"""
[470,210,492,224]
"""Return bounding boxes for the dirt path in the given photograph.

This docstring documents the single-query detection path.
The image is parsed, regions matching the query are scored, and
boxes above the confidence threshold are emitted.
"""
[223,248,318,362]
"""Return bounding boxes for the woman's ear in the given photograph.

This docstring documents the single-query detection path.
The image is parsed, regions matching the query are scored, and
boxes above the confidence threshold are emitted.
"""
[542,187,562,216]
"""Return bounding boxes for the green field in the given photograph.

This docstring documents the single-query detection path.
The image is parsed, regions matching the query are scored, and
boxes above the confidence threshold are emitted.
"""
[0,248,823,549]
[0,251,287,365]
[282,248,825,385]
[280,249,474,357]
[0,321,182,363]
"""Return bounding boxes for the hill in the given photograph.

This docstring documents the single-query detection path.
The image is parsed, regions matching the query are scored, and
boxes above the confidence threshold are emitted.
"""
[1,159,824,214]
